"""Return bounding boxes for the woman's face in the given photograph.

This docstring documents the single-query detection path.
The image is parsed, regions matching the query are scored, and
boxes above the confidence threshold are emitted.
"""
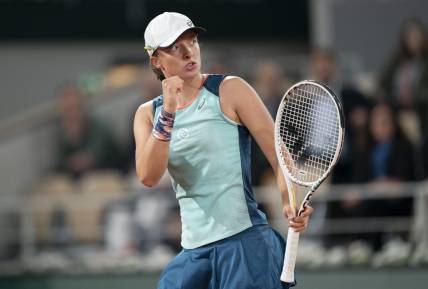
[151,30,201,80]
[404,23,424,56]
[310,52,336,84]
[370,105,395,143]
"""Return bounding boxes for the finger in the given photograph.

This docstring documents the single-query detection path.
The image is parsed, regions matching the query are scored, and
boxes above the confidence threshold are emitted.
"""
[289,222,305,229]
[293,216,307,223]
[293,227,306,233]
[289,220,307,230]
[299,205,314,217]
[289,224,306,233]
[295,212,312,222]
[289,218,307,227]
[283,204,296,219]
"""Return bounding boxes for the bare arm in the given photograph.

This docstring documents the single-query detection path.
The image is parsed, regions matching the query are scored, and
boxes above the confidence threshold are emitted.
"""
[219,76,287,195]
[219,76,312,232]
[133,102,170,187]
[134,76,183,187]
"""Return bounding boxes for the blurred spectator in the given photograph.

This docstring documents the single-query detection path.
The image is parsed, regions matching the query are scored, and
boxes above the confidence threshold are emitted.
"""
[379,18,428,110]
[361,102,417,248]
[206,54,233,75]
[132,172,181,253]
[55,84,122,178]
[379,19,428,177]
[252,61,287,116]
[103,199,136,256]
[250,61,287,186]
[367,102,417,182]
[309,47,371,183]
[325,102,419,250]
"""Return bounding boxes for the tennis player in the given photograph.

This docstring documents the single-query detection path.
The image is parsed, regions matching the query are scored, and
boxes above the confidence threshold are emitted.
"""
[134,12,313,289]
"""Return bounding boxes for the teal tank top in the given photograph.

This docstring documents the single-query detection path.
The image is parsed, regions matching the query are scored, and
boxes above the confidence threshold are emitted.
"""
[152,75,267,249]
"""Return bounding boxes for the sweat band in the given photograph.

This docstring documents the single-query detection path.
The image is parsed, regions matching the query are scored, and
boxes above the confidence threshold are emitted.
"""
[152,108,175,141]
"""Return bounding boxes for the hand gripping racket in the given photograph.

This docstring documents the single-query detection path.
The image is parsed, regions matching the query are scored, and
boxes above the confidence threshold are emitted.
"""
[274,80,345,283]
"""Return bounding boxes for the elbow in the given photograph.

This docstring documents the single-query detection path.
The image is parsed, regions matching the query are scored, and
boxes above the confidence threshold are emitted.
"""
[141,178,157,188]
[136,171,158,188]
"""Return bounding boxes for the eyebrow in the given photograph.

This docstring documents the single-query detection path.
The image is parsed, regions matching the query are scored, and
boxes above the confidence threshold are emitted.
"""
[161,34,198,51]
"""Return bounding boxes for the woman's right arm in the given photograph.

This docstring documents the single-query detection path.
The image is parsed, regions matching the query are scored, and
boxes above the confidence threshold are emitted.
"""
[134,76,182,187]
[133,102,170,187]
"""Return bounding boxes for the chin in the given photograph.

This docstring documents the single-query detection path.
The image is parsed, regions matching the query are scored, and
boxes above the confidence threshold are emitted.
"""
[182,67,201,79]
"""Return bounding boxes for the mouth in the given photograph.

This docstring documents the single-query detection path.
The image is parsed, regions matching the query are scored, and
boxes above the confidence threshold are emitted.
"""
[185,61,197,71]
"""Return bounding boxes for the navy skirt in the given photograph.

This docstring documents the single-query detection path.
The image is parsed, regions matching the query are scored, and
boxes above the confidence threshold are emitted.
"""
[157,224,296,289]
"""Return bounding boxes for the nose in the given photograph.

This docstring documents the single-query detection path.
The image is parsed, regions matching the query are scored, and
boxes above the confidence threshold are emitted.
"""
[182,43,193,59]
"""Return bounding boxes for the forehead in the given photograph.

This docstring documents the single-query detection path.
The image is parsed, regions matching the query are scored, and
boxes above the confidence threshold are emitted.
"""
[373,105,392,117]
[312,52,335,64]
[155,30,198,56]
[172,30,198,44]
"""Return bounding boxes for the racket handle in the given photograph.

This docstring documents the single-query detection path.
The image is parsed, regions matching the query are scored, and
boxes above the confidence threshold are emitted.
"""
[281,228,300,283]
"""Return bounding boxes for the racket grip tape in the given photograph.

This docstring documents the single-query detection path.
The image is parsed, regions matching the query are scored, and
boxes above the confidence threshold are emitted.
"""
[280,228,300,283]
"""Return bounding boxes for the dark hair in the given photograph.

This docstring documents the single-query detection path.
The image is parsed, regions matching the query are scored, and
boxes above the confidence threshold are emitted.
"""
[396,18,428,62]
[370,100,404,139]
[310,46,337,63]
[151,64,166,81]
[150,50,166,81]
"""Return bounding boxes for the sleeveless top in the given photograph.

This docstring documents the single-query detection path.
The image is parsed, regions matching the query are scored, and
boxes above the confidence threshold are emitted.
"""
[152,74,267,249]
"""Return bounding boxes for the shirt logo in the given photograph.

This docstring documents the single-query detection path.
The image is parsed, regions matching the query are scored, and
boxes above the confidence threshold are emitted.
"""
[197,97,206,111]
[177,128,190,139]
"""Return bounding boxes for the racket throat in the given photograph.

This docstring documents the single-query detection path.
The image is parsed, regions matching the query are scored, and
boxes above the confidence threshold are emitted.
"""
[297,191,314,217]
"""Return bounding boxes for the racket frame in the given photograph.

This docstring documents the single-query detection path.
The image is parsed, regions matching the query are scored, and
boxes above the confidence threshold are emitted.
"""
[274,80,345,282]
[275,80,345,188]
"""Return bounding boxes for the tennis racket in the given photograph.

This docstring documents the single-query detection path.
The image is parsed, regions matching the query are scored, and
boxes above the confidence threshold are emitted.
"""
[274,80,345,283]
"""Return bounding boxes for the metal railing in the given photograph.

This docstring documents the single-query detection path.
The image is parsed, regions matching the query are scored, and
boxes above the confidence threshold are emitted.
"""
[0,181,427,273]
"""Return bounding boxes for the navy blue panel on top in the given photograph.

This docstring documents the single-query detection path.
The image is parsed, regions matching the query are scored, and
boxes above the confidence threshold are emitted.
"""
[152,95,164,116]
[203,74,226,97]
[238,125,268,225]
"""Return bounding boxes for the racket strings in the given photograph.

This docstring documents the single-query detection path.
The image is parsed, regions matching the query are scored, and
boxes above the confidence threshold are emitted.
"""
[278,84,340,183]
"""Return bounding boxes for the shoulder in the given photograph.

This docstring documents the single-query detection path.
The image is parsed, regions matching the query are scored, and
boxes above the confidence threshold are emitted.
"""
[202,74,255,98]
[134,97,160,125]
[220,76,254,92]
[217,76,265,125]
[220,76,257,99]
[219,76,259,104]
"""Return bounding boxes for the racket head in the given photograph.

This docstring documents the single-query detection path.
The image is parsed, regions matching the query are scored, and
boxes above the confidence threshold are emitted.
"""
[274,80,345,187]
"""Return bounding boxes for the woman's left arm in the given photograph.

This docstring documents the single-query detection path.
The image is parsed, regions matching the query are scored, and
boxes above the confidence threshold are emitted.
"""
[219,76,312,232]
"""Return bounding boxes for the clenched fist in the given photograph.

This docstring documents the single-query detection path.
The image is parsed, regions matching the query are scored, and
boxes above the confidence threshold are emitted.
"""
[284,204,313,233]
[162,76,184,113]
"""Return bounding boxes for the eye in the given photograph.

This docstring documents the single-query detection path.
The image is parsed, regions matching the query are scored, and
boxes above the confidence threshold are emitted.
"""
[192,37,198,44]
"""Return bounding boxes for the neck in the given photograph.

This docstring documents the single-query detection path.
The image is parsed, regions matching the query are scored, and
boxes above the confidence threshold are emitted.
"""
[183,73,204,94]
[176,73,205,108]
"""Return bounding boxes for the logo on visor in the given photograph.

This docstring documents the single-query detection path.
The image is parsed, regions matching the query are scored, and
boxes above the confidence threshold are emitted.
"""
[186,20,193,27]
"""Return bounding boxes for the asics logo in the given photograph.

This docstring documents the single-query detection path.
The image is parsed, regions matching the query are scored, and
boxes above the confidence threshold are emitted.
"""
[197,98,206,111]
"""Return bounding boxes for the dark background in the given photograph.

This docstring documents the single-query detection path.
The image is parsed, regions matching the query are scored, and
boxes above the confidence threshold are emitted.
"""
[0,0,309,41]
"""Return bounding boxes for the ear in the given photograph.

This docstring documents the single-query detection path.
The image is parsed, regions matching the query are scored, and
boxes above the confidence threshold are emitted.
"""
[150,55,162,69]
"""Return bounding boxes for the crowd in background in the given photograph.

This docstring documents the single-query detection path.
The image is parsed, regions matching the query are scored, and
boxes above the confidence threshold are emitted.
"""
[24,18,428,262]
